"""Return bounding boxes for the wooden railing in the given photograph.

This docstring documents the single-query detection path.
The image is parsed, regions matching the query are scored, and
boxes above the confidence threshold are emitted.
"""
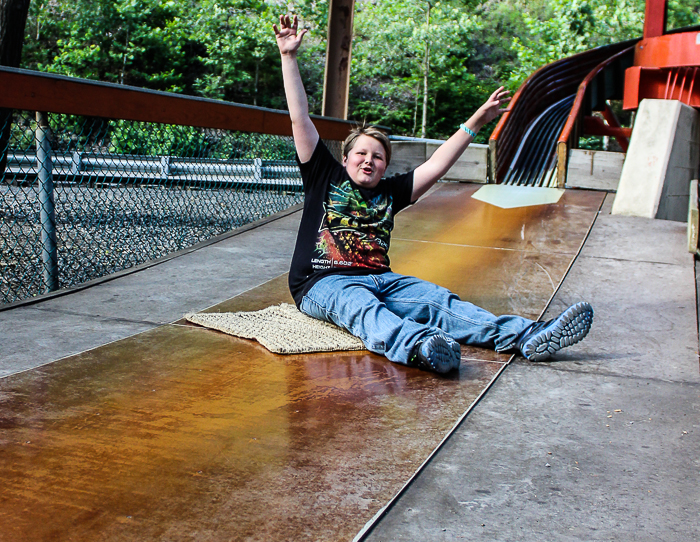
[0,66,353,140]
[0,67,356,306]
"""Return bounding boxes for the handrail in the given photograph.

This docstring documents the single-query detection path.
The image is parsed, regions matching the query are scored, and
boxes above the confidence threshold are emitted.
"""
[555,44,637,184]
[489,39,637,184]
[559,46,636,139]
[0,67,359,306]
[0,66,354,141]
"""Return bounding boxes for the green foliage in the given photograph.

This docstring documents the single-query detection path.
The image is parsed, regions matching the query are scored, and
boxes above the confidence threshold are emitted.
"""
[578,135,604,150]
[24,0,207,92]
[507,0,645,87]
[667,0,700,31]
[350,1,484,138]
[22,0,696,144]
[108,121,212,156]
[186,0,281,104]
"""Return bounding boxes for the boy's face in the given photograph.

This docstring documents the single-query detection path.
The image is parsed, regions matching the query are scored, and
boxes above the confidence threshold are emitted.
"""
[342,134,388,189]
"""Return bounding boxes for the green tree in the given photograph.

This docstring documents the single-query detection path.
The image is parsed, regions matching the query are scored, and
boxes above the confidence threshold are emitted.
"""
[18,0,700,141]
[21,0,327,110]
[667,0,700,31]
[350,0,489,139]
[507,0,645,87]
[23,0,207,92]
[1,0,32,176]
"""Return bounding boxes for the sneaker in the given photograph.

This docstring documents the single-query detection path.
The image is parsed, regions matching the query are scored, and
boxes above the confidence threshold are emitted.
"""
[409,334,461,373]
[516,302,593,362]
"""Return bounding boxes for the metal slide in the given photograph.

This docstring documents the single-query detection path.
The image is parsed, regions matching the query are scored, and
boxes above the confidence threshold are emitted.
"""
[489,39,637,188]
[501,95,575,187]
[491,21,700,189]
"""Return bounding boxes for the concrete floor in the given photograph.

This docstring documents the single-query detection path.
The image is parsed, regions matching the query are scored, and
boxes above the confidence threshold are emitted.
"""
[362,194,700,541]
[0,207,302,376]
[1,186,698,541]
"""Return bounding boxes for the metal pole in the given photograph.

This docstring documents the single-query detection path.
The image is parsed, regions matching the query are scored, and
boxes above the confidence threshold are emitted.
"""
[35,111,59,293]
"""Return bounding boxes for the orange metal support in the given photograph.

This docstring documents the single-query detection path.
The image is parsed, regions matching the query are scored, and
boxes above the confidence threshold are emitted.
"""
[601,104,631,151]
[635,32,700,68]
[623,2,700,110]
[624,65,700,109]
[582,116,632,148]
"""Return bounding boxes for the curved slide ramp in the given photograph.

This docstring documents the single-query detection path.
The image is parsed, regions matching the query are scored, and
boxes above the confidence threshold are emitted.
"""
[501,94,575,187]
[490,39,637,187]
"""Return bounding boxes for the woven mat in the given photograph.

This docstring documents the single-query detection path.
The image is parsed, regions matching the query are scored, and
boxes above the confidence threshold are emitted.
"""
[185,303,366,354]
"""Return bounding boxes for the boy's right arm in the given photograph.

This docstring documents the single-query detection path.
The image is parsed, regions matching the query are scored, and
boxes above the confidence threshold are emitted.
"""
[274,14,319,163]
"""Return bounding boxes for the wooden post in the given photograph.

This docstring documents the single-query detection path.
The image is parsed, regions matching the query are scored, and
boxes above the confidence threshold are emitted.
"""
[488,138,497,184]
[322,0,355,120]
[556,140,568,188]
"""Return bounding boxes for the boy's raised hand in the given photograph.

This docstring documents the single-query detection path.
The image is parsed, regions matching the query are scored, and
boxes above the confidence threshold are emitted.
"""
[474,86,511,126]
[274,14,308,56]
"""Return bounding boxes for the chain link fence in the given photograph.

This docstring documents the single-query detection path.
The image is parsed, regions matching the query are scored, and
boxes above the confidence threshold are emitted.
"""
[0,110,342,306]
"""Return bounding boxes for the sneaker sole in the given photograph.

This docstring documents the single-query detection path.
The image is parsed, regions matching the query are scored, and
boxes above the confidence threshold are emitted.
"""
[449,338,462,371]
[425,335,461,374]
[522,302,593,362]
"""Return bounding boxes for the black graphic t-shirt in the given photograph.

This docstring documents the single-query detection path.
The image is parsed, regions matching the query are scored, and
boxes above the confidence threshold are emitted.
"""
[289,140,414,307]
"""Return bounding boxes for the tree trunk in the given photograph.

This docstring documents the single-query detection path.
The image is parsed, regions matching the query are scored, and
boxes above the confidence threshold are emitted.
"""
[412,81,419,137]
[0,0,32,177]
[420,3,431,139]
[254,60,259,107]
[0,0,30,66]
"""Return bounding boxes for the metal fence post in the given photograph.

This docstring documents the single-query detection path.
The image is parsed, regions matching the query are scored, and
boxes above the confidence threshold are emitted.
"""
[253,157,262,186]
[160,155,170,180]
[36,111,59,293]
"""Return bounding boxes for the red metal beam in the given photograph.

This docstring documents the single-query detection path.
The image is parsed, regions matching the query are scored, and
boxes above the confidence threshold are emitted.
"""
[643,0,667,39]
[625,17,700,111]
[601,104,630,151]
[624,66,700,109]
[635,32,700,68]
[583,116,632,145]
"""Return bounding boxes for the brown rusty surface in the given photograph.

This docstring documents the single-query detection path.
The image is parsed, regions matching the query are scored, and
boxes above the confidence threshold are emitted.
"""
[0,184,605,541]
[393,183,603,254]
[391,241,573,321]
[0,326,504,542]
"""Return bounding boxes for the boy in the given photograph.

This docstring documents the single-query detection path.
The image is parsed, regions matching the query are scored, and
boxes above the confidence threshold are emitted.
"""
[274,14,593,373]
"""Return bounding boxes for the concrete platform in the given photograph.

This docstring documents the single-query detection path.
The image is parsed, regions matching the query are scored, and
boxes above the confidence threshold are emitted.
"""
[1,183,697,541]
[0,208,302,376]
[362,193,700,541]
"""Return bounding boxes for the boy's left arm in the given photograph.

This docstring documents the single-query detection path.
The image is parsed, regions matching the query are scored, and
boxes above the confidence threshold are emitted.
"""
[411,87,510,202]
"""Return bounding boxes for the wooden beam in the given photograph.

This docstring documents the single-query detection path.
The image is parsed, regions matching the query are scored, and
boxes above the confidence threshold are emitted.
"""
[322,0,355,120]
[0,66,355,141]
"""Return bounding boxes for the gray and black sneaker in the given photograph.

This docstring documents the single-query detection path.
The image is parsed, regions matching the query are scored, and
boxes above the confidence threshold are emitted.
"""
[516,302,593,361]
[409,334,461,373]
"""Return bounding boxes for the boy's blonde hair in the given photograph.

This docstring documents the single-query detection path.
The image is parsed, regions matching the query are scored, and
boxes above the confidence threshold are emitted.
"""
[342,125,392,166]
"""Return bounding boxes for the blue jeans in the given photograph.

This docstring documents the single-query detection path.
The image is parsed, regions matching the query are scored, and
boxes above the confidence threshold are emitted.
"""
[300,272,533,364]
